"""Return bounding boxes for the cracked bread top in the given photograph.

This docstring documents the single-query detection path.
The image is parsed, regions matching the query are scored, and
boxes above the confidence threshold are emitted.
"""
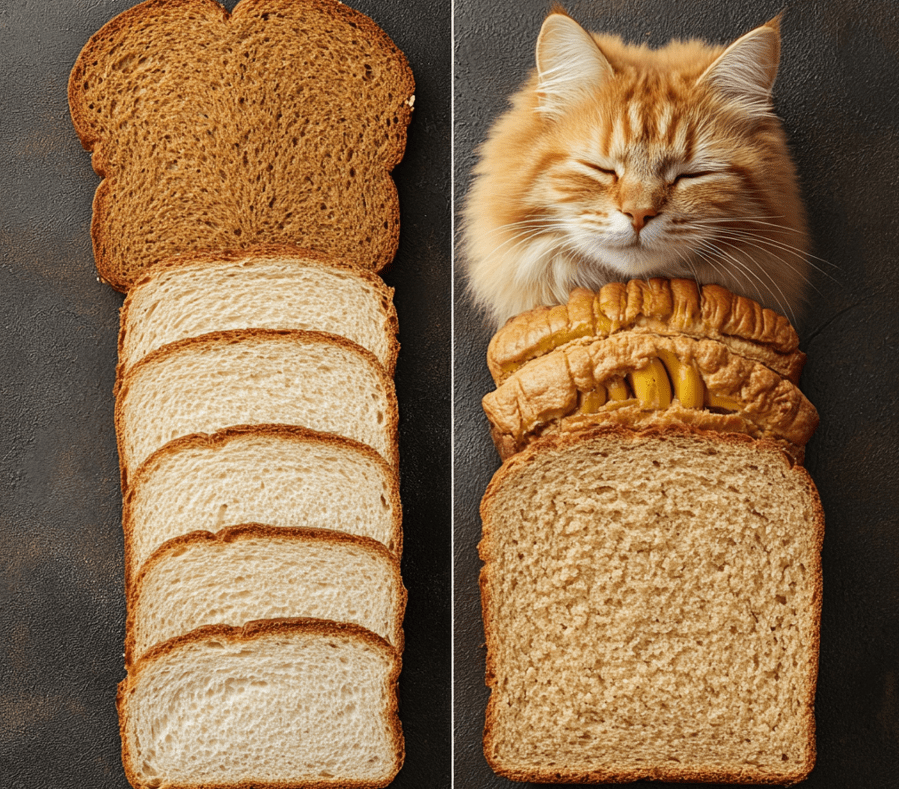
[487,279,805,385]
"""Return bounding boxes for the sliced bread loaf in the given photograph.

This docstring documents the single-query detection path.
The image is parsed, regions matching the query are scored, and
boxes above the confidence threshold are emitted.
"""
[69,0,415,290]
[123,425,401,584]
[118,618,403,788]
[126,524,405,666]
[119,245,399,374]
[114,329,398,486]
[479,426,822,784]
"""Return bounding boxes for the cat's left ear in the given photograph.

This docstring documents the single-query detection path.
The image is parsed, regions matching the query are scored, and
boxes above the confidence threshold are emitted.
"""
[535,12,614,117]
[698,16,781,117]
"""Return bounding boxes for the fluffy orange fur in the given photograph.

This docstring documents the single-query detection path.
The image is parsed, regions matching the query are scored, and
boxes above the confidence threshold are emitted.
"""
[462,12,810,328]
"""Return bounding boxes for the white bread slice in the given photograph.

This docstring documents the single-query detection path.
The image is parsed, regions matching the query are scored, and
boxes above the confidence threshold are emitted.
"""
[126,525,405,667]
[123,425,402,586]
[118,619,403,789]
[479,426,822,784]
[115,329,398,486]
[119,245,399,375]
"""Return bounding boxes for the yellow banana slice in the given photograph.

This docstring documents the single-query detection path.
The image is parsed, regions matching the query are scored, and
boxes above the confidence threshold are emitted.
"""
[657,349,704,409]
[628,357,672,409]
[606,376,630,401]
[706,391,742,411]
[577,386,608,414]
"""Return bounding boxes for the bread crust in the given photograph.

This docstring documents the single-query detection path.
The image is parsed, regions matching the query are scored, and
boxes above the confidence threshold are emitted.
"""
[114,328,401,489]
[122,424,404,587]
[119,243,400,376]
[478,425,823,786]
[487,279,805,385]
[482,332,818,461]
[69,0,415,290]
[125,523,407,667]
[117,617,404,789]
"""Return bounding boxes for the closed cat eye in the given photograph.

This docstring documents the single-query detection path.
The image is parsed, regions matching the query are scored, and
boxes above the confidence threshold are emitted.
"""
[672,171,716,184]
[578,160,619,179]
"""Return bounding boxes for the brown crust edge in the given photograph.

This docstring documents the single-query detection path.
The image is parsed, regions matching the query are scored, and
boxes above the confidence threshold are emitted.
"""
[68,0,414,291]
[114,328,400,490]
[117,616,404,789]
[125,523,407,669]
[118,243,400,377]
[122,423,404,588]
[478,424,823,786]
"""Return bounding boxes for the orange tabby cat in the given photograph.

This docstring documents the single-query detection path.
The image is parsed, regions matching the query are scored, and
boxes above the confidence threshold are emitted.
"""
[462,11,810,328]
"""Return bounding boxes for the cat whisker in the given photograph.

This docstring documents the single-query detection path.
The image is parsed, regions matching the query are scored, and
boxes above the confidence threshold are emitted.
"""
[695,239,794,323]
[701,229,839,283]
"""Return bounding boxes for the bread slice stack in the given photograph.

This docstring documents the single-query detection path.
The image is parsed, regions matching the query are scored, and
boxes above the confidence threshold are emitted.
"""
[69,1,414,786]
[478,279,823,784]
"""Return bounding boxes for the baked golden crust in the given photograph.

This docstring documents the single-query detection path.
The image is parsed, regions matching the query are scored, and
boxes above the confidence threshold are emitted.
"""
[482,332,818,462]
[478,425,823,786]
[487,279,805,385]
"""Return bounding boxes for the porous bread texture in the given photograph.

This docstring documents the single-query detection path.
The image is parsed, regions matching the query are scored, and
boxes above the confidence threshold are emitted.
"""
[118,619,403,789]
[488,279,804,385]
[120,245,399,375]
[114,329,399,486]
[482,332,818,460]
[126,525,405,666]
[123,425,402,586]
[479,426,822,785]
[69,0,415,290]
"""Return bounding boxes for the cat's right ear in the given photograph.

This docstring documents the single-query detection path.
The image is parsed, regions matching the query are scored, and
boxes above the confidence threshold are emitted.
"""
[536,12,613,117]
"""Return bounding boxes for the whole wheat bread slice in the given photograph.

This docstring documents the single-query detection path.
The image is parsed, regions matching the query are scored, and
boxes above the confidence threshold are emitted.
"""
[120,245,399,374]
[118,618,403,789]
[126,524,405,666]
[479,426,822,784]
[123,425,402,587]
[114,329,398,487]
[69,0,415,290]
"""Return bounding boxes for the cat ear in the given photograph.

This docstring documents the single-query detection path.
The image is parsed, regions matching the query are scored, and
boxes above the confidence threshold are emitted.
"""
[535,12,614,117]
[698,17,781,117]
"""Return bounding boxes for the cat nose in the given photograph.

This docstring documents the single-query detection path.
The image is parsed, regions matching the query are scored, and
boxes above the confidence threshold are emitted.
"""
[622,206,657,232]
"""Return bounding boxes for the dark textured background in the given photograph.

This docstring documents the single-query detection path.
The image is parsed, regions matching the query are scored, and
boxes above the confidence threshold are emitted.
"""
[0,0,450,786]
[454,0,899,787]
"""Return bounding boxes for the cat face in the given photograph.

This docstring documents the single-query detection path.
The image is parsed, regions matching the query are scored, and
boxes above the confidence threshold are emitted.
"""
[530,67,778,278]
[463,12,810,328]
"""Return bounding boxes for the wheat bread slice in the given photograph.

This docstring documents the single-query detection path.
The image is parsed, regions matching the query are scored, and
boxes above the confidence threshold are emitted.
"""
[118,618,403,789]
[120,245,399,375]
[479,425,822,784]
[123,426,401,588]
[114,329,398,487]
[126,524,405,666]
[69,0,415,290]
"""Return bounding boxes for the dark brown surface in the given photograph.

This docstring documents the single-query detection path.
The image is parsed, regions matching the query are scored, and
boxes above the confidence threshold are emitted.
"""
[0,0,450,786]
[455,0,899,786]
